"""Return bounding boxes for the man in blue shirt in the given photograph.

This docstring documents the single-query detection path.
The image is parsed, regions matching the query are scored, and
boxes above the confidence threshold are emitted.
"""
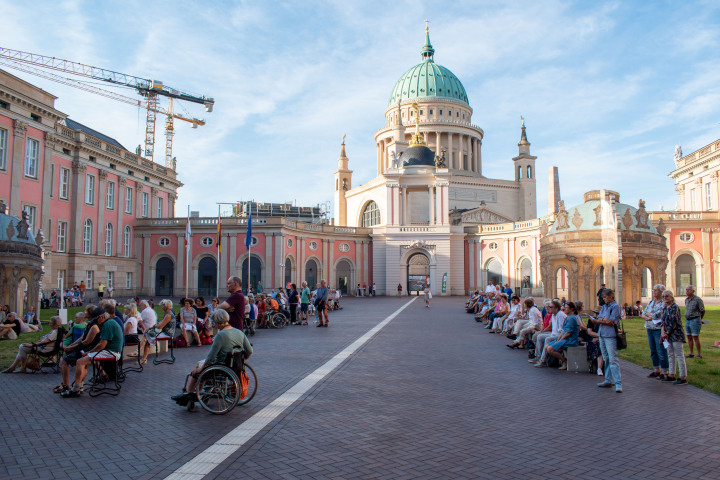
[595,289,623,393]
[504,284,513,297]
[315,280,330,327]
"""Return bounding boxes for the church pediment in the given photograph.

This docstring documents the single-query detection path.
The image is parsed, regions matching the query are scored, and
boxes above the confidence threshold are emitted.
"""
[458,206,512,225]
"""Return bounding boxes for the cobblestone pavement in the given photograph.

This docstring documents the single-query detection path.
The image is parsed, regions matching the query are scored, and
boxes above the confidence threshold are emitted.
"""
[2,296,719,480]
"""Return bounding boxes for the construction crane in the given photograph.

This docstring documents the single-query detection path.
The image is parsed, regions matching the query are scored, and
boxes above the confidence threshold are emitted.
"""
[0,46,214,167]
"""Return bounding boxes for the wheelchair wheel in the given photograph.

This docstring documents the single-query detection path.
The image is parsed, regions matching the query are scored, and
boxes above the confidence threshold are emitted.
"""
[196,365,240,415]
[237,363,258,406]
[187,400,195,412]
[270,313,286,329]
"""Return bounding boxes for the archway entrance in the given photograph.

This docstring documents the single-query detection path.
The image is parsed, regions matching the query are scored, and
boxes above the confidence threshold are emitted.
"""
[197,257,217,298]
[556,267,568,299]
[305,259,318,289]
[407,253,430,295]
[486,258,503,288]
[16,277,28,314]
[675,254,696,295]
[336,260,352,295]
[155,257,174,296]
[241,256,262,294]
[284,258,292,287]
[641,267,653,298]
[519,258,533,295]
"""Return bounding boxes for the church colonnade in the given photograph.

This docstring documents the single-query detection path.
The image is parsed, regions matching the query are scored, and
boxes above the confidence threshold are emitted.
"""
[377,130,482,174]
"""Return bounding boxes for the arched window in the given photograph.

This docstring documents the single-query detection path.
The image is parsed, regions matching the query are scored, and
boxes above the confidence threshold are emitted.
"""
[527,165,532,179]
[83,219,93,254]
[361,201,381,227]
[104,223,113,256]
[124,226,132,257]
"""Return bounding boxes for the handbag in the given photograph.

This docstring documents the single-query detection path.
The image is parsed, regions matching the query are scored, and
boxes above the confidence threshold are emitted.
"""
[26,355,41,371]
[239,370,249,399]
[614,320,627,350]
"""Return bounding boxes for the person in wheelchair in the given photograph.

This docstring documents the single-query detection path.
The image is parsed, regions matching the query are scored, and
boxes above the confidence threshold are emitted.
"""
[172,309,253,406]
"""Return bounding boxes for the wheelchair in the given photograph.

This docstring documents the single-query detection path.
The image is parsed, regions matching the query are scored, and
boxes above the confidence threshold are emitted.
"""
[186,350,258,415]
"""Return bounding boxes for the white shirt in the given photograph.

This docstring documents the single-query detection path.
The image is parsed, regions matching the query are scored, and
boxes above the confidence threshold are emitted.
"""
[551,310,567,336]
[140,306,157,330]
[485,284,496,293]
[528,306,543,327]
[124,316,138,334]
[507,303,521,320]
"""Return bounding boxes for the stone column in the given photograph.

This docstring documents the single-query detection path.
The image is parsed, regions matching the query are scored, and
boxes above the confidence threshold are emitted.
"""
[435,131,441,155]
[377,142,382,175]
[298,236,305,285]
[220,232,228,283]
[466,135,471,171]
[275,234,283,288]
[169,194,176,217]
[429,185,435,225]
[136,185,143,218]
[96,169,107,255]
[355,240,362,292]
[117,177,126,257]
[363,241,369,285]
[150,187,158,218]
[41,132,57,227]
[448,133,453,169]
[142,233,151,292]
[328,239,335,288]
[229,229,238,278]
[468,239,475,291]
[322,238,329,283]
[175,233,184,295]
[9,120,28,215]
[265,234,273,289]
[401,186,407,225]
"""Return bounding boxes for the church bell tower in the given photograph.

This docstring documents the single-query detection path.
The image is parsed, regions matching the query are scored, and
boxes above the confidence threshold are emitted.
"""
[334,136,353,226]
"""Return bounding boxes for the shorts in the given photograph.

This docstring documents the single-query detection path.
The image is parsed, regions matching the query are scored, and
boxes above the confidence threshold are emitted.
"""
[300,303,309,312]
[316,300,326,311]
[686,317,702,336]
[87,351,121,360]
[98,292,104,298]
[63,350,83,367]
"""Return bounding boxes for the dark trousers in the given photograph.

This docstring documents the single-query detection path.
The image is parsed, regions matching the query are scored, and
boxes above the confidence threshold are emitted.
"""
[290,304,298,323]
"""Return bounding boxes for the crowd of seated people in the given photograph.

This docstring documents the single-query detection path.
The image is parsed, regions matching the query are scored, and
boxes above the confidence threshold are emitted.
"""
[464,287,614,377]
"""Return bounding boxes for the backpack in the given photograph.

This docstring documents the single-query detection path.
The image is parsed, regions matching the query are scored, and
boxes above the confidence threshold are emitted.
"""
[174,336,187,348]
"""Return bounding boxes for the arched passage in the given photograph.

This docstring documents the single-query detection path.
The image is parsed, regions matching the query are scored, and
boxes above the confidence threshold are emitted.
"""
[336,259,352,295]
[16,277,28,314]
[407,253,430,294]
[155,257,174,296]
[675,253,696,295]
[485,258,503,287]
[518,257,533,294]
[197,257,217,297]
[641,266,653,298]
[284,257,292,287]
[305,258,318,289]
[241,256,262,294]
[556,267,568,299]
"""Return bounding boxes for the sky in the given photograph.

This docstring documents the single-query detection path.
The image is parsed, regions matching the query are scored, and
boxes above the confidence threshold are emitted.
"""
[2,0,720,217]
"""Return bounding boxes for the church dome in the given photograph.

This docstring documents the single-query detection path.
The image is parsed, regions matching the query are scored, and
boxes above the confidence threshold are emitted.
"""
[388,31,469,107]
[400,145,436,167]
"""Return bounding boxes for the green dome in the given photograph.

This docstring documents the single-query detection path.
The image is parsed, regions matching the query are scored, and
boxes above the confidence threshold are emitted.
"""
[388,32,469,107]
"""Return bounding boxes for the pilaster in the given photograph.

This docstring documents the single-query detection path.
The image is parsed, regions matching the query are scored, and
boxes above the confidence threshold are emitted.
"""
[9,120,28,215]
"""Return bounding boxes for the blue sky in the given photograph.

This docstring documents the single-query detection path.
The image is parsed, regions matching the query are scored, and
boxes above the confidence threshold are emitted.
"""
[2,0,720,217]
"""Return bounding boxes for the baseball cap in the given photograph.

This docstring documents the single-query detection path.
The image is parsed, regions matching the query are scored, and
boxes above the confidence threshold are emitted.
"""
[91,307,106,319]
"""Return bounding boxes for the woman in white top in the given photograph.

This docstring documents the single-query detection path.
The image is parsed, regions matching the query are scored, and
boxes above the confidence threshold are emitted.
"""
[180,299,201,347]
[507,299,543,349]
[123,303,140,345]
[423,285,432,308]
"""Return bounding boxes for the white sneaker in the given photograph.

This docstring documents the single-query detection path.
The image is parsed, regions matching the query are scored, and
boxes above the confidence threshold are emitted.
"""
[597,368,603,376]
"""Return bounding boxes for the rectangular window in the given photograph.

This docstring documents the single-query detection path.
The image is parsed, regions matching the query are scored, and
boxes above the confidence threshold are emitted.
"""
[107,272,114,289]
[56,221,67,252]
[125,186,133,213]
[57,269,66,290]
[0,128,7,170]
[85,175,95,205]
[142,192,149,217]
[86,271,94,289]
[157,197,164,217]
[22,205,36,232]
[59,168,70,199]
[106,181,115,209]
[126,272,132,289]
[24,138,39,178]
[49,164,55,197]
[691,188,698,210]
[705,182,712,210]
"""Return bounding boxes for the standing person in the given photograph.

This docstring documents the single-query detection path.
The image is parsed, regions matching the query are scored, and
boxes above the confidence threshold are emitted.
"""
[356,283,362,297]
[79,281,86,303]
[595,289,623,393]
[315,280,330,327]
[372,282,376,297]
[397,283,402,296]
[300,281,311,325]
[257,281,263,295]
[641,284,669,379]
[218,276,245,331]
[289,284,300,325]
[596,283,606,308]
[97,282,105,300]
[423,284,431,308]
[684,285,705,359]
[661,290,688,385]
[107,283,114,299]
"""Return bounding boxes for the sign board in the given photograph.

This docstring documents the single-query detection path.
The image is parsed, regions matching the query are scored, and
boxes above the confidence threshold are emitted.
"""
[442,272,447,294]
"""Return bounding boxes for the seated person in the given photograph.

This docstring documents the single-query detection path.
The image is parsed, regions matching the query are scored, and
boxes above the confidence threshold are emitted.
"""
[179,299,201,347]
[508,299,543,349]
[489,294,510,333]
[256,295,268,328]
[49,290,59,308]
[22,306,40,332]
[266,296,281,315]
[0,312,21,340]
[545,302,581,370]
[62,304,125,397]
[172,309,253,406]
[632,301,643,317]
[2,316,62,373]
[54,308,102,394]
[501,295,523,334]
[63,311,88,348]
[142,299,176,364]
[123,302,140,345]
[334,289,342,310]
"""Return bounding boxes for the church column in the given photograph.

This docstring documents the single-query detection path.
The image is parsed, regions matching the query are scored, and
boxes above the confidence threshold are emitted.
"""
[363,242,369,285]
[401,186,408,225]
[377,142,382,175]
[475,240,481,288]
[391,184,400,225]
[429,185,435,225]
[435,131,441,156]
[468,239,475,290]
[448,133,453,168]
[467,135,471,171]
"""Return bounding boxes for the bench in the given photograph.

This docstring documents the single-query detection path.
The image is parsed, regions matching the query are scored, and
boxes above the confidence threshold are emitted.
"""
[566,345,590,373]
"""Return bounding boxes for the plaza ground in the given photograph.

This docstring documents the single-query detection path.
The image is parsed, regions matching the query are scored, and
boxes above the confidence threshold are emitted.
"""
[1,296,720,479]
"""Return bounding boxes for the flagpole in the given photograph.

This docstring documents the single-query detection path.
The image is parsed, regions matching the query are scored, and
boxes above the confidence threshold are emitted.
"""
[216,204,221,299]
[185,205,190,299]
[247,212,251,295]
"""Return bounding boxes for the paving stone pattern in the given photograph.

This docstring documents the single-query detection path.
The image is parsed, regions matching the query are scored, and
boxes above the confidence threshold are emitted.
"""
[2,296,719,479]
